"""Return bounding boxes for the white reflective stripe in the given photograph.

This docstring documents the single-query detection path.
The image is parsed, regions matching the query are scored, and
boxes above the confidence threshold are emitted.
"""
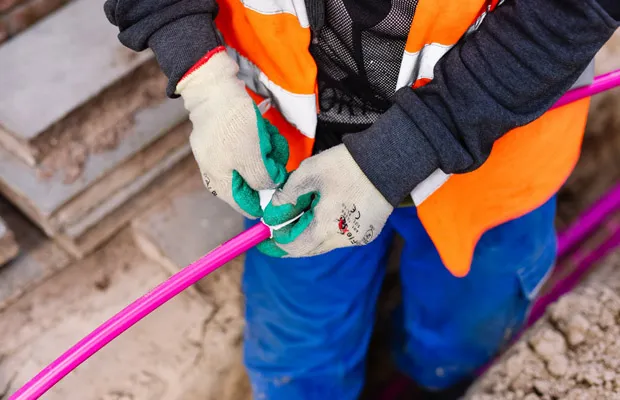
[396,43,453,90]
[241,0,309,28]
[227,47,317,138]
[466,9,488,36]
[410,169,451,206]
[571,60,595,90]
[265,81,316,138]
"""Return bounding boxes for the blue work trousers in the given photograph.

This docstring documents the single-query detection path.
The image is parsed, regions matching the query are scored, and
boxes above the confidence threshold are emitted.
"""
[243,198,557,399]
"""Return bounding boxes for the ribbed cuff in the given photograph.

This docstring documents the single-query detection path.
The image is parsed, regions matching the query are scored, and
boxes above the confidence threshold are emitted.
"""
[342,99,440,207]
[148,14,222,97]
[179,46,227,83]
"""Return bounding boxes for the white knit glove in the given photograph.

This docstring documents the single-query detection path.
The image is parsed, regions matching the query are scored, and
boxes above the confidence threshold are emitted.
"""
[258,144,394,257]
[176,48,289,218]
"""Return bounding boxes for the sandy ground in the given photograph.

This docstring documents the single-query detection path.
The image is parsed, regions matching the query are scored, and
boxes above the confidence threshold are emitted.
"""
[0,231,248,400]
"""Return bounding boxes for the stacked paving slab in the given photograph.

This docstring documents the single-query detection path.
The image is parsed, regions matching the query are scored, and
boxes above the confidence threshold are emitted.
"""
[0,0,190,259]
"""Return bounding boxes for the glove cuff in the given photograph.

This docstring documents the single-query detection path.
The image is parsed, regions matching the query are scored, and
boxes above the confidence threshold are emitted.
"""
[178,46,227,85]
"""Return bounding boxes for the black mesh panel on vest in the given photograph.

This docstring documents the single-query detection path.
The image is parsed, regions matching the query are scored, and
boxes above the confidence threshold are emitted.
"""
[310,0,417,153]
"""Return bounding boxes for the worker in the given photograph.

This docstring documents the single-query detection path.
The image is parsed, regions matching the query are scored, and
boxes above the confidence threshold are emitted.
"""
[105,0,619,398]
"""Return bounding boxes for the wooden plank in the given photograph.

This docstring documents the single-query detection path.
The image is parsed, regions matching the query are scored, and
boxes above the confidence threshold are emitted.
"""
[55,156,198,259]
[0,98,187,226]
[0,0,152,143]
[0,200,72,312]
[0,216,19,267]
[51,122,191,237]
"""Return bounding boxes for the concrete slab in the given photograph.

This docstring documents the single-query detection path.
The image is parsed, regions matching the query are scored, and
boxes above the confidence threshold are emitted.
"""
[0,199,71,313]
[0,230,220,400]
[30,60,169,168]
[56,124,191,239]
[0,0,152,143]
[132,176,244,270]
[0,98,187,228]
[55,156,197,259]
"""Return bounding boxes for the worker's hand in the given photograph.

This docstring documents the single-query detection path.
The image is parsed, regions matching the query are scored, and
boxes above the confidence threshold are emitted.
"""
[258,144,393,257]
[176,47,289,218]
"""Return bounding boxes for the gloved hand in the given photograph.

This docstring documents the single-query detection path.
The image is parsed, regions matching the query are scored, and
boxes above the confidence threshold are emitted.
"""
[258,144,394,257]
[176,47,289,218]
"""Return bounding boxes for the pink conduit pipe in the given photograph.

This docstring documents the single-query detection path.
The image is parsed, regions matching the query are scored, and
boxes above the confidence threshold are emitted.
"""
[551,69,620,110]
[556,183,620,258]
[9,222,271,400]
[12,69,620,400]
[525,183,620,326]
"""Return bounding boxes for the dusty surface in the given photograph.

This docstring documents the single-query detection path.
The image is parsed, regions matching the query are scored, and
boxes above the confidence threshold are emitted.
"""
[54,156,195,259]
[36,60,167,183]
[0,230,248,400]
[0,169,250,400]
[0,0,152,145]
[0,199,71,312]
[468,252,620,400]
[131,174,249,397]
[52,122,191,232]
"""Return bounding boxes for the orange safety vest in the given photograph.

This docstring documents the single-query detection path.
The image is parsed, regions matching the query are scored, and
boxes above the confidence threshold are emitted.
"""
[215,0,591,277]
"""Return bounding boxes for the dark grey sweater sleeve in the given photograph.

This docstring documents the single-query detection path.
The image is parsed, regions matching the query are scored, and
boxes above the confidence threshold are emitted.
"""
[104,0,221,97]
[343,0,619,207]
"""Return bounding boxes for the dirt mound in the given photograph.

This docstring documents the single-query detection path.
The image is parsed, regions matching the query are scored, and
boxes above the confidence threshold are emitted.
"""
[469,253,620,400]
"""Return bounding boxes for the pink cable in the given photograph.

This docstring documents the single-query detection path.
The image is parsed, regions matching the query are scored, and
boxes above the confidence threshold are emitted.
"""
[557,183,620,258]
[528,222,620,326]
[551,69,620,110]
[9,222,271,400]
[11,69,620,400]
